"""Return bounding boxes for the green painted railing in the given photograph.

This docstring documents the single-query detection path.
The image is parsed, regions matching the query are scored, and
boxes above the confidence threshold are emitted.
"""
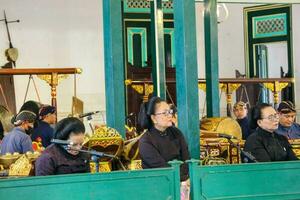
[0,161,181,200]
[188,159,300,200]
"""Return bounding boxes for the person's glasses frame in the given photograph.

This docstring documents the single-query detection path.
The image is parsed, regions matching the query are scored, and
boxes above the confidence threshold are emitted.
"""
[261,113,280,121]
[154,109,174,117]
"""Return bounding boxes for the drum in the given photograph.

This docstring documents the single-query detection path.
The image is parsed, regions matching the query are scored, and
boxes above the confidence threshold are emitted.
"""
[200,117,242,140]
[200,117,243,164]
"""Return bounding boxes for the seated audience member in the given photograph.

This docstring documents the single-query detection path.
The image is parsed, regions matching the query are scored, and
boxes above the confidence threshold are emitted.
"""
[244,103,298,162]
[31,105,57,147]
[233,101,253,140]
[138,96,190,182]
[0,110,36,155]
[35,117,90,176]
[276,101,300,139]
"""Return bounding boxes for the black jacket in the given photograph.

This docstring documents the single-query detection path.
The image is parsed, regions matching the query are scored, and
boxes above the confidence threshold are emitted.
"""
[237,117,253,140]
[139,126,190,181]
[244,127,298,162]
[35,144,90,176]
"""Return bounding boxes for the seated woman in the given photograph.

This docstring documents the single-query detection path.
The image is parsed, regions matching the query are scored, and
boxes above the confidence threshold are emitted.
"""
[138,96,190,181]
[35,117,90,175]
[244,103,298,162]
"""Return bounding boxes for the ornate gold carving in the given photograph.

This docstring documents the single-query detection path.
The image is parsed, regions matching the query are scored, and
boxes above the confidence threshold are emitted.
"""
[219,83,227,93]
[128,159,142,170]
[228,83,241,93]
[263,81,288,92]
[125,79,153,102]
[263,81,289,103]
[99,162,112,172]
[9,155,32,176]
[90,161,112,173]
[198,83,206,91]
[85,126,124,158]
[219,83,241,93]
[226,94,232,104]
[37,74,69,85]
[144,84,153,96]
[124,79,132,86]
[131,85,144,94]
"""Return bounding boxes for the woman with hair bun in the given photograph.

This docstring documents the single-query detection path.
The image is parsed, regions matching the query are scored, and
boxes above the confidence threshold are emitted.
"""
[244,103,298,162]
[138,96,190,182]
[35,117,90,176]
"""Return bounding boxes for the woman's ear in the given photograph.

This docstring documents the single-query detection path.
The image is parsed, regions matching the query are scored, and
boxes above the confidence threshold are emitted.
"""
[257,119,262,126]
[150,115,157,124]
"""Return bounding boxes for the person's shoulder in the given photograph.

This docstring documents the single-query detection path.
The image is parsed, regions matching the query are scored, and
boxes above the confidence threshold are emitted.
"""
[167,126,184,136]
[167,126,180,132]
[274,132,289,141]
[35,121,52,130]
[292,122,300,129]
[245,130,260,141]
[42,144,59,156]
[36,149,53,164]
[139,130,151,142]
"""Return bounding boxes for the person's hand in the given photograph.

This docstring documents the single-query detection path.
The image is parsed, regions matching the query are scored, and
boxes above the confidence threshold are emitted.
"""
[181,178,190,187]
[186,178,190,187]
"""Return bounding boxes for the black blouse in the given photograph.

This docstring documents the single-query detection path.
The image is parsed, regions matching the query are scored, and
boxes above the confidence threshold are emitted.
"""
[244,127,298,162]
[139,126,190,181]
[35,144,90,176]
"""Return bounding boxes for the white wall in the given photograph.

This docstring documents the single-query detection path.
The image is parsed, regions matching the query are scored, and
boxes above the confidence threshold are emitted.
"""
[1,1,299,122]
[195,3,300,117]
[195,3,249,116]
[0,0,106,125]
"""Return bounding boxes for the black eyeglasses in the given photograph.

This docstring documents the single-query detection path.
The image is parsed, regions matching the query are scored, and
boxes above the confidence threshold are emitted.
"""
[154,109,174,117]
[262,113,279,121]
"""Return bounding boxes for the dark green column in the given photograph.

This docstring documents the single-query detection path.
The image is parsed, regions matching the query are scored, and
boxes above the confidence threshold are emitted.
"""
[204,0,220,117]
[103,0,125,136]
[173,0,200,159]
[150,0,166,99]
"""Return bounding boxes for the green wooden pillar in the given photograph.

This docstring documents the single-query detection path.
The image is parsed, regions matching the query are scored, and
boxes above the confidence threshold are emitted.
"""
[150,0,166,100]
[173,0,200,159]
[103,0,125,137]
[204,0,220,117]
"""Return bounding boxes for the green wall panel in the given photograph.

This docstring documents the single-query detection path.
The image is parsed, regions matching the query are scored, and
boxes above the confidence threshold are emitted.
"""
[189,160,300,200]
[0,162,182,200]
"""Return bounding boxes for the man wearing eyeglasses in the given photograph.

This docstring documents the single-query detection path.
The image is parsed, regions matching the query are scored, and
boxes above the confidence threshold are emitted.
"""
[276,101,300,139]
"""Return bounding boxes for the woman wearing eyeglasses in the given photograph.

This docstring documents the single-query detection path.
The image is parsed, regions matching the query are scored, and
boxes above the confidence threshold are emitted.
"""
[138,96,190,181]
[35,117,90,175]
[244,103,298,162]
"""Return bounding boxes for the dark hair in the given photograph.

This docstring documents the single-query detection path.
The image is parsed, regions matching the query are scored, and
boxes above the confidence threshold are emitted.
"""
[138,96,163,129]
[277,101,296,114]
[19,101,41,128]
[250,103,272,129]
[54,117,85,140]
[170,104,177,115]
